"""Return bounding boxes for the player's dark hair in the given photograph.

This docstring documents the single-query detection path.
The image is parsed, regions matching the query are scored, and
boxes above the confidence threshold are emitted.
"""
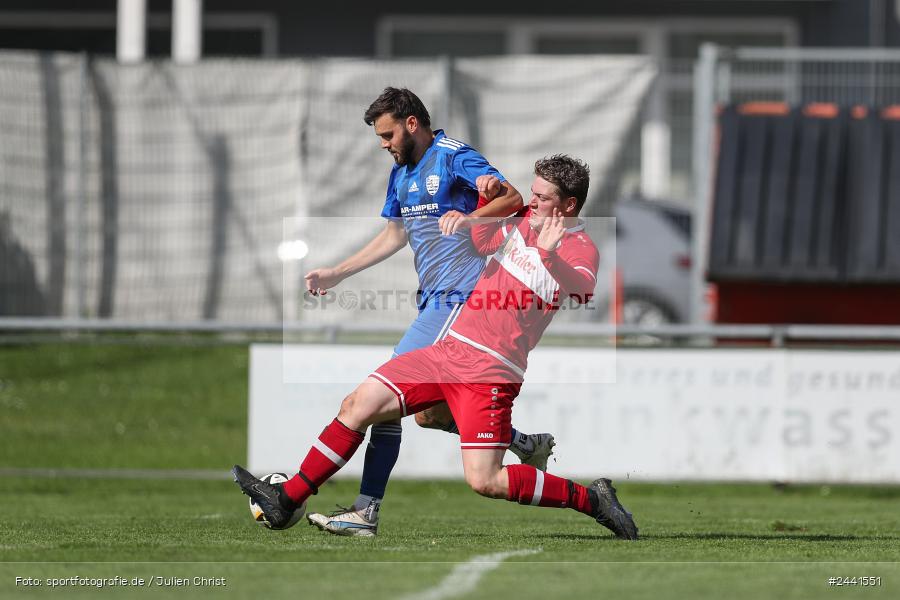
[364,87,432,128]
[534,154,591,211]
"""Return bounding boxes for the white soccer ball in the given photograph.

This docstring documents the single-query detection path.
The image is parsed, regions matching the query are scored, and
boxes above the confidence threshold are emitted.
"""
[248,472,306,530]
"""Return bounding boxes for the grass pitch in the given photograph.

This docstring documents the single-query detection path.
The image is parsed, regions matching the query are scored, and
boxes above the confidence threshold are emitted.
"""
[1,477,898,599]
[1,343,898,599]
[1,343,247,470]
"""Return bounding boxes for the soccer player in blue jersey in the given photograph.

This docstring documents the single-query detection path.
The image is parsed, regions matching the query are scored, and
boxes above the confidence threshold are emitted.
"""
[303,88,555,536]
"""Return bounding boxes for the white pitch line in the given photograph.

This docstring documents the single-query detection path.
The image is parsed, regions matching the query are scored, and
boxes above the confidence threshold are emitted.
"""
[400,549,542,600]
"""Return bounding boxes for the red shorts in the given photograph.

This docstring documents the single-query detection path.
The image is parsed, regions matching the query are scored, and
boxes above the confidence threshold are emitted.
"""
[370,336,521,449]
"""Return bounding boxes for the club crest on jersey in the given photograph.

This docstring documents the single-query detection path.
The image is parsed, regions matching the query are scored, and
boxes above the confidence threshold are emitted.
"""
[426,174,440,196]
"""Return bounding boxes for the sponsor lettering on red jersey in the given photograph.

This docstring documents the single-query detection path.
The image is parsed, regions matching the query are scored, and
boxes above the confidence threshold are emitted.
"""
[447,206,599,379]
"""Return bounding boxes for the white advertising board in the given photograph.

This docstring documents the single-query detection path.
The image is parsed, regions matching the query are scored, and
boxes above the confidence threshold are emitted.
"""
[249,344,900,483]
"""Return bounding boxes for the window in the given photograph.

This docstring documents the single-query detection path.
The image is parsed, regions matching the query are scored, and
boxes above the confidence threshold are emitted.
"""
[534,36,641,55]
[392,31,506,57]
[669,32,789,60]
[0,12,278,57]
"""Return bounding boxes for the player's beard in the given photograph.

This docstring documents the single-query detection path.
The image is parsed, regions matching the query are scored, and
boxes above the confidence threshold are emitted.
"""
[392,131,416,166]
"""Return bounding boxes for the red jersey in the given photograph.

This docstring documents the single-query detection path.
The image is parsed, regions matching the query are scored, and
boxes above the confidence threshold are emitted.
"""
[447,207,599,380]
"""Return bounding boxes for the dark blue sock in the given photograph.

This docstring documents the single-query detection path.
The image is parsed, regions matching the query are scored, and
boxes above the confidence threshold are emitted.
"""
[359,421,402,499]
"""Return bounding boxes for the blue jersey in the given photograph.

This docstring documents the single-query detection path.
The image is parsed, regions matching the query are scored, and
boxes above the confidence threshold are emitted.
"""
[381,130,505,306]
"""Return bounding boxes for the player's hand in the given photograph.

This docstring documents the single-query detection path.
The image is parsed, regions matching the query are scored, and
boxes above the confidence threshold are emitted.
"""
[537,208,566,251]
[438,210,471,235]
[476,175,503,201]
[304,267,343,296]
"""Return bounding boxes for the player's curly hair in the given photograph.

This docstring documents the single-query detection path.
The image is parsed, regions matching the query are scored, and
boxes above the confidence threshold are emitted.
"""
[364,87,432,128]
[534,154,591,211]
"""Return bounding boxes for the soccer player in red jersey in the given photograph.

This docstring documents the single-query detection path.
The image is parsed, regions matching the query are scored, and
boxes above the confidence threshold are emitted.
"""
[234,155,638,539]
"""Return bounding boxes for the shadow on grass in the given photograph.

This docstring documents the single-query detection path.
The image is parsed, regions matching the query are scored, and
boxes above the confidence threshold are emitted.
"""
[637,533,892,542]
[523,532,898,542]
[502,533,623,542]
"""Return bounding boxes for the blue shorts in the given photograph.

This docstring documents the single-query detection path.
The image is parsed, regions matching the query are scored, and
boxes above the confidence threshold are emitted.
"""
[393,301,465,357]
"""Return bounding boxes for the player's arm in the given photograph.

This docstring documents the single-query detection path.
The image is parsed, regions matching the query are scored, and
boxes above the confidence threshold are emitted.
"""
[439,175,523,235]
[536,210,598,304]
[470,189,531,255]
[304,220,407,295]
[470,177,523,218]
[469,199,510,255]
[438,149,524,234]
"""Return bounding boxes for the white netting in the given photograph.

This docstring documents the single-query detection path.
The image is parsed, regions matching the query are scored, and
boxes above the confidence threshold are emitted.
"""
[0,52,654,324]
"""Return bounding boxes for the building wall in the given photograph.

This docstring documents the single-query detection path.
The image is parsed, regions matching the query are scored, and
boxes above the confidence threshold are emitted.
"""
[1,1,895,208]
[0,1,896,57]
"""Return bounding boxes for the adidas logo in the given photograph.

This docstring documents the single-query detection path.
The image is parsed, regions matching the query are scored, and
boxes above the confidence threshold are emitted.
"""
[408,181,419,193]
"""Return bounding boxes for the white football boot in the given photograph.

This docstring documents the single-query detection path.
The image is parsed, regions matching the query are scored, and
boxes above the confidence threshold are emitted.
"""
[509,432,556,471]
[307,504,378,537]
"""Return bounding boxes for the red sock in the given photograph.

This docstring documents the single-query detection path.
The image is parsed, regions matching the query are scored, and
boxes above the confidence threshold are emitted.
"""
[505,464,593,515]
[282,418,364,504]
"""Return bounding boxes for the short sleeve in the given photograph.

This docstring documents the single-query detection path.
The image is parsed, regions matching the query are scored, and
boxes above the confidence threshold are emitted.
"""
[380,165,401,219]
[451,146,505,190]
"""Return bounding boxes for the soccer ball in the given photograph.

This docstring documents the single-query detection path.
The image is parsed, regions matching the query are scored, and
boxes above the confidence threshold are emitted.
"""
[248,473,306,530]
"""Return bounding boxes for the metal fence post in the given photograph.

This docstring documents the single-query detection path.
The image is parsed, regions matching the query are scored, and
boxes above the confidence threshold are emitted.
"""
[75,52,89,319]
[292,58,315,323]
[690,43,720,325]
[438,54,453,130]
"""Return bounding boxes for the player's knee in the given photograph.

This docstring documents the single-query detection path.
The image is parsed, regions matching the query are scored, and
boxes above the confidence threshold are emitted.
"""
[465,470,503,498]
[337,388,374,428]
